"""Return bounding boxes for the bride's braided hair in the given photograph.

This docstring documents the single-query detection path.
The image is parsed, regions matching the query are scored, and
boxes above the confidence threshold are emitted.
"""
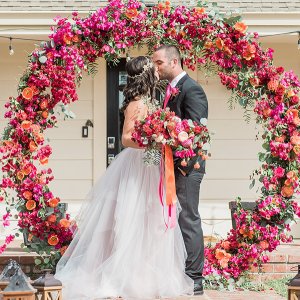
[122,56,157,111]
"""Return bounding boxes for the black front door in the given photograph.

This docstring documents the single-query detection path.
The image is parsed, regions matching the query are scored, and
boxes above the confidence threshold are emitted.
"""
[106,58,127,166]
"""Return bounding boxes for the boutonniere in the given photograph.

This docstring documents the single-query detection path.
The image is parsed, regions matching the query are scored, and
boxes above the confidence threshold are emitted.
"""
[170,87,180,97]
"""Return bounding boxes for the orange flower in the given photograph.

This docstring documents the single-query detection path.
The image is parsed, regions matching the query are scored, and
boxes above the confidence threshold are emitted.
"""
[48,234,59,246]
[157,2,171,12]
[262,108,271,118]
[26,200,36,211]
[239,227,254,239]
[259,240,269,250]
[221,240,230,251]
[243,44,256,60]
[59,218,71,228]
[287,90,295,97]
[47,214,57,223]
[17,171,25,181]
[29,140,38,152]
[215,249,227,260]
[47,52,54,59]
[39,100,48,110]
[166,27,176,37]
[234,22,248,34]
[291,134,300,145]
[48,197,60,208]
[125,8,138,19]
[293,145,300,155]
[59,246,68,256]
[21,120,31,130]
[249,77,260,87]
[22,165,32,175]
[72,35,80,43]
[224,46,232,56]
[215,38,224,50]
[31,124,40,133]
[23,190,32,200]
[287,109,300,126]
[204,41,213,49]
[215,249,231,268]
[35,133,44,143]
[152,20,159,27]
[267,79,279,92]
[275,135,286,143]
[3,140,14,148]
[281,185,294,198]
[41,110,48,119]
[193,7,205,16]
[287,171,296,179]
[63,34,72,45]
[22,87,34,100]
[39,157,48,165]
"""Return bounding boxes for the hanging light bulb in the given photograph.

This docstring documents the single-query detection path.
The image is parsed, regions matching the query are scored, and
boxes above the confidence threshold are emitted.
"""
[9,37,14,55]
[298,32,300,50]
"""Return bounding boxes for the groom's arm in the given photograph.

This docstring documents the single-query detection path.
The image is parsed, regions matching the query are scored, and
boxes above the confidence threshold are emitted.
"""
[183,84,208,122]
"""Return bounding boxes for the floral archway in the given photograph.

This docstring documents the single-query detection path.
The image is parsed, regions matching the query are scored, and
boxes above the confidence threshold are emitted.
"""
[1,0,300,284]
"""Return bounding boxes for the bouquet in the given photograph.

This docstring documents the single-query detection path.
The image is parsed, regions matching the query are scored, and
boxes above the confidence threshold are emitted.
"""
[131,108,211,168]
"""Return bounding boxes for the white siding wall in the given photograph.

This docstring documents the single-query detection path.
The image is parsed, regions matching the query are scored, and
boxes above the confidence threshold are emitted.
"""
[0,38,299,245]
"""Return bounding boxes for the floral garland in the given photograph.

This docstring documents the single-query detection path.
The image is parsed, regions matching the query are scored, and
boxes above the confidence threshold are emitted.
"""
[0,0,300,279]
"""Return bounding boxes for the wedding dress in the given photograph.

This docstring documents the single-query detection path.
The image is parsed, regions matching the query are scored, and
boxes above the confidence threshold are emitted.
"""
[55,98,194,300]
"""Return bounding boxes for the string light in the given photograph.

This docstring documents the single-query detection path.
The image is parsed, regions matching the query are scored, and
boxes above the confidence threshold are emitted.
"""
[256,30,300,50]
[9,37,14,55]
[0,35,45,56]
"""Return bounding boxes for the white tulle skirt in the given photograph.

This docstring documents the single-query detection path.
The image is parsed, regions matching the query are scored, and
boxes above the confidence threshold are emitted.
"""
[55,148,193,300]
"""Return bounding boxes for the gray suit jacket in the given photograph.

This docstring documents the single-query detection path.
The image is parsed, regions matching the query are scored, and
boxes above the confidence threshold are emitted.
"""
[167,74,208,174]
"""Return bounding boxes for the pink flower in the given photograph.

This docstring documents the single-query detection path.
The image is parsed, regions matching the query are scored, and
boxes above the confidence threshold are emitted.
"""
[274,167,285,178]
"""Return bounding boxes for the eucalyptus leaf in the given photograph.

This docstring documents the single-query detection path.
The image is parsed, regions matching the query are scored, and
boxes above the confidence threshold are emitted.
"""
[39,56,48,64]
[44,257,50,264]
[249,179,255,189]
[258,152,265,162]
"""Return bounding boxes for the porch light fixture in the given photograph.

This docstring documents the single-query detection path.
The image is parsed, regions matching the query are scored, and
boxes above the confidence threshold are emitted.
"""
[0,267,36,300]
[9,37,14,56]
[32,269,62,300]
[82,119,94,138]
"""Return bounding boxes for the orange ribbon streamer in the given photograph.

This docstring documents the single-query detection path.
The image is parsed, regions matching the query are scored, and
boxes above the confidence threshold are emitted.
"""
[164,145,176,207]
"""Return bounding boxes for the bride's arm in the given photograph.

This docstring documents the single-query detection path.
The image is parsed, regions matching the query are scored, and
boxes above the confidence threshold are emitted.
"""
[121,99,147,148]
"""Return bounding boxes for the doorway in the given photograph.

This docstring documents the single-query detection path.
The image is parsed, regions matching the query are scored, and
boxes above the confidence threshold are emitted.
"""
[106,58,127,166]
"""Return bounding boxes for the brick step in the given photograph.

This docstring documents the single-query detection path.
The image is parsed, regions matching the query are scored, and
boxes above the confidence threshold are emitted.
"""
[1,244,299,281]
[250,243,300,282]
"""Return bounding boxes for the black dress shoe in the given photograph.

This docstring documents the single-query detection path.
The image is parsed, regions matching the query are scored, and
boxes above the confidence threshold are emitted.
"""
[194,281,204,295]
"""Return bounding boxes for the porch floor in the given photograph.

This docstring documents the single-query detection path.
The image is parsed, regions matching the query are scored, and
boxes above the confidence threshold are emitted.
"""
[175,289,285,299]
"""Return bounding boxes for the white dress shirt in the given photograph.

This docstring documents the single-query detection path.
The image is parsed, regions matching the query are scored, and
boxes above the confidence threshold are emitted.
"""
[170,71,187,88]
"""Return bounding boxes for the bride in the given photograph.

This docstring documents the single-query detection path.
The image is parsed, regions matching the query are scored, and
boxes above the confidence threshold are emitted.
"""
[54,56,194,300]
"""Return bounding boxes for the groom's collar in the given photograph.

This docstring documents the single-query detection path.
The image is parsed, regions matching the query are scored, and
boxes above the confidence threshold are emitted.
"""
[170,71,186,88]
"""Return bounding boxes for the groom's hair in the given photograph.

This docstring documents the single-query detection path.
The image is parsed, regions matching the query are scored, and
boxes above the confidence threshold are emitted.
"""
[156,45,183,68]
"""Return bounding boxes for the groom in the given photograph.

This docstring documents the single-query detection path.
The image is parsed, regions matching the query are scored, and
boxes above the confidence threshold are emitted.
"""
[153,45,208,295]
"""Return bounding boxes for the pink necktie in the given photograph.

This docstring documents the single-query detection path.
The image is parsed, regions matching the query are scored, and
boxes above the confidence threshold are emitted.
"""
[163,84,172,109]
